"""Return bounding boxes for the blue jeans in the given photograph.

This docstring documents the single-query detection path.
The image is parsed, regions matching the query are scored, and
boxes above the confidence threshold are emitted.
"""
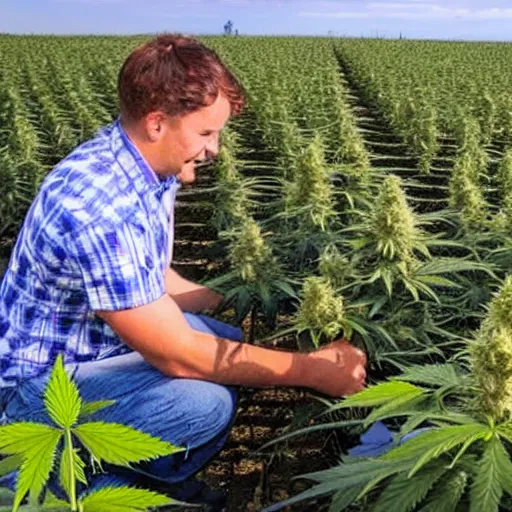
[0,313,242,496]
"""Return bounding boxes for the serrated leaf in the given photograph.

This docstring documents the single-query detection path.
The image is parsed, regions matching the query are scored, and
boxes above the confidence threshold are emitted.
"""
[79,400,115,419]
[470,435,512,512]
[44,355,82,428]
[262,458,415,512]
[0,454,22,477]
[365,391,426,426]
[0,423,60,456]
[369,295,388,319]
[394,364,462,388]
[273,280,297,298]
[382,268,394,297]
[496,423,512,447]
[331,381,425,411]
[73,422,183,466]
[60,441,87,500]
[401,411,475,436]
[371,461,448,512]
[13,428,61,512]
[418,469,468,512]
[79,486,173,512]
[415,275,462,288]
[403,279,421,301]
[416,258,496,277]
[382,424,490,477]
[329,486,364,511]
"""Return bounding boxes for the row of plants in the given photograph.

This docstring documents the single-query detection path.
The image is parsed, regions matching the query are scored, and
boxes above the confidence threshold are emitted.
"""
[202,39,512,511]
[3,35,512,511]
[335,39,512,173]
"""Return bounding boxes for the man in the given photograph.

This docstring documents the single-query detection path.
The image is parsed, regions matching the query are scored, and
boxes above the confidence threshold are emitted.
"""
[0,34,366,509]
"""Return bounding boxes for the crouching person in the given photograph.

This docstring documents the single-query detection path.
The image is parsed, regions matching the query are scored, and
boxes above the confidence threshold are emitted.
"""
[0,34,367,511]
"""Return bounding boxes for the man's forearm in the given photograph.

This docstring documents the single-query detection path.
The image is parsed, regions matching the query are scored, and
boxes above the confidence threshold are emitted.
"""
[99,294,366,397]
[154,328,312,390]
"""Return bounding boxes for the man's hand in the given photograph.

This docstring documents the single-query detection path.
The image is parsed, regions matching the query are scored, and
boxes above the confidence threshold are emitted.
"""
[306,339,367,397]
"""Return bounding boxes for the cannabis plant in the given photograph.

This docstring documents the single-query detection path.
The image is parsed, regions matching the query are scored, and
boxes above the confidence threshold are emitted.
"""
[449,117,489,231]
[471,276,512,421]
[0,355,180,512]
[496,149,512,202]
[477,90,497,145]
[284,134,335,232]
[493,149,512,234]
[269,134,339,271]
[318,244,350,291]
[369,175,422,265]
[263,276,512,512]
[212,144,250,231]
[399,90,439,174]
[331,93,371,187]
[343,175,430,299]
[205,217,295,333]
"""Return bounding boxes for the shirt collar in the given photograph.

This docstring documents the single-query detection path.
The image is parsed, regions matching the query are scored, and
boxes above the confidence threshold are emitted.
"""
[110,117,178,198]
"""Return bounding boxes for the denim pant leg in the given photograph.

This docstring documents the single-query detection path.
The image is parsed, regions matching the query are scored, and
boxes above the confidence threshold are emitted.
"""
[2,313,243,490]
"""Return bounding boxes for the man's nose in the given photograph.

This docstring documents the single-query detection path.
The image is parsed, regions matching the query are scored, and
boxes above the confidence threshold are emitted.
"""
[205,133,220,158]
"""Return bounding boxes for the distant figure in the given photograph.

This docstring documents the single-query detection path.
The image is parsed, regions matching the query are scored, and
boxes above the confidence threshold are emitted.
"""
[224,20,233,35]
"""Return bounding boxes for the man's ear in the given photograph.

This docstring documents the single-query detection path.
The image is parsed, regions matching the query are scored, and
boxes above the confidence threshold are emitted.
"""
[145,112,166,142]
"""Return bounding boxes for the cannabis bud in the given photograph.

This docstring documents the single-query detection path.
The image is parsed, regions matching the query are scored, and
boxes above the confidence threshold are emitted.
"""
[229,218,277,283]
[370,175,419,263]
[471,276,512,421]
[295,276,346,346]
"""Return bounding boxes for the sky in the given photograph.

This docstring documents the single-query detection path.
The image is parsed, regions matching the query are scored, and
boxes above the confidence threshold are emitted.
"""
[1,0,512,41]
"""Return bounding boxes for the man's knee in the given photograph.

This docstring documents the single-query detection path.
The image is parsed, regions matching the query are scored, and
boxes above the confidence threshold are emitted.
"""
[192,381,237,438]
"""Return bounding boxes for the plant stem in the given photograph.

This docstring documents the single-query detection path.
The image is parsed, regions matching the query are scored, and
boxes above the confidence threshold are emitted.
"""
[66,428,78,512]
[249,305,257,344]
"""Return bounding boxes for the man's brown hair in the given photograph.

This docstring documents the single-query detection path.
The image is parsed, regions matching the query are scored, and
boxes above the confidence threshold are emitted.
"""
[118,33,245,121]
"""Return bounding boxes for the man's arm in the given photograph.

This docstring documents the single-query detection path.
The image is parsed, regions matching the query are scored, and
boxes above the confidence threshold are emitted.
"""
[97,294,367,397]
[165,267,223,313]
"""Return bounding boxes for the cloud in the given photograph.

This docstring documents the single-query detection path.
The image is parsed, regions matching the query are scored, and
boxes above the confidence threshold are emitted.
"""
[299,3,512,20]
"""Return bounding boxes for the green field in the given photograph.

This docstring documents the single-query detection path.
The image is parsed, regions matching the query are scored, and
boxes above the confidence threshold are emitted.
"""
[2,35,512,511]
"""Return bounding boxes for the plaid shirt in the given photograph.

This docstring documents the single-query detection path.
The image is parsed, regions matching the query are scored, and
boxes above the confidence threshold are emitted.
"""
[0,119,181,387]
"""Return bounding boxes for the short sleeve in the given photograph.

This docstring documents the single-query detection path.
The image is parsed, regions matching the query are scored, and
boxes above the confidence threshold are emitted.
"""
[70,221,165,311]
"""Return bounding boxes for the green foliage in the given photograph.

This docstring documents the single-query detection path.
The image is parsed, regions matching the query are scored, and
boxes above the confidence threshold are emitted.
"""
[496,149,512,202]
[73,422,180,467]
[78,486,172,512]
[369,175,421,264]
[318,244,350,290]
[229,217,278,283]
[371,462,448,512]
[337,381,425,409]
[471,276,512,421]
[449,117,489,231]
[469,435,512,512]
[264,277,512,511]
[207,216,296,325]
[284,134,335,231]
[0,356,179,511]
[293,276,346,346]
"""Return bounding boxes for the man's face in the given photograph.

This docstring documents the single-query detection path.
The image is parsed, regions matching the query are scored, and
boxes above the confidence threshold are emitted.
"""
[154,93,232,184]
